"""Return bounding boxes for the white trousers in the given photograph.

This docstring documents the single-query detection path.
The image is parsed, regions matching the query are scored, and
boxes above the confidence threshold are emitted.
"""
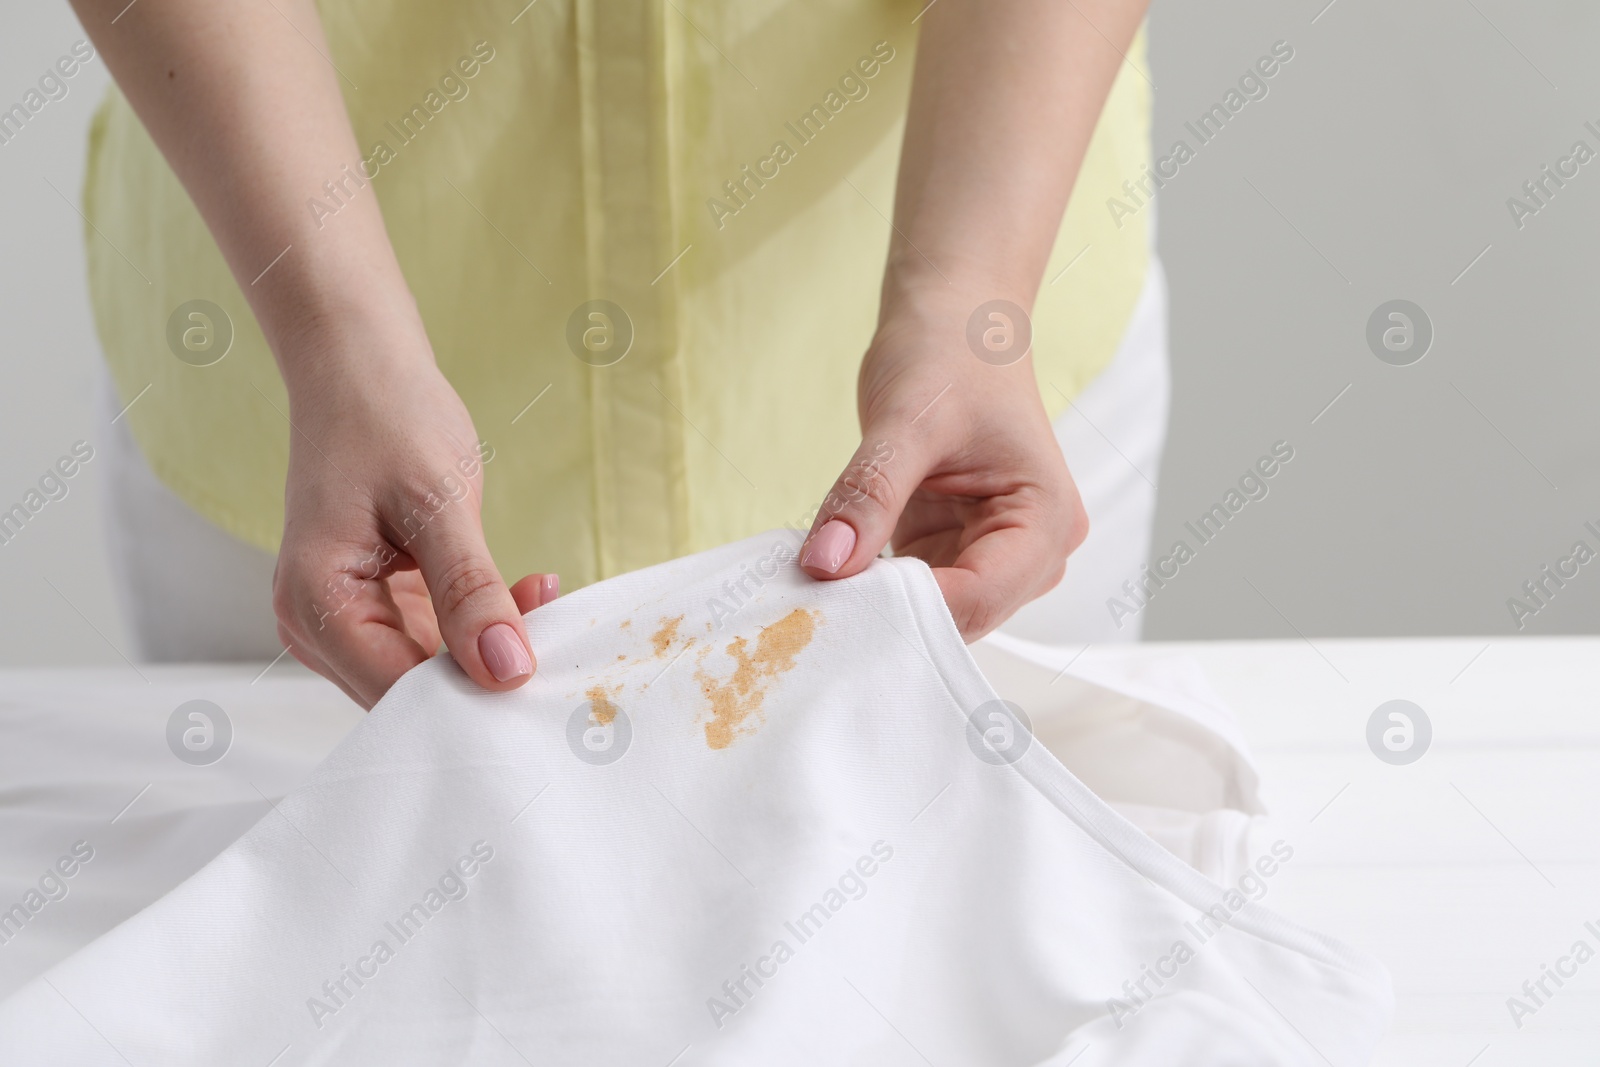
[999,254,1171,645]
[99,259,1169,660]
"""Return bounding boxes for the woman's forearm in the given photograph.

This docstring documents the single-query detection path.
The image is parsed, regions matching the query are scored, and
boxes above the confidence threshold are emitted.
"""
[884,0,1149,318]
[67,0,429,391]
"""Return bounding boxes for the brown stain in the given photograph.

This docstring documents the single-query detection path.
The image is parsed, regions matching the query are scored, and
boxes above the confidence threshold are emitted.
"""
[585,683,621,726]
[620,619,632,629]
[652,614,684,657]
[696,608,818,750]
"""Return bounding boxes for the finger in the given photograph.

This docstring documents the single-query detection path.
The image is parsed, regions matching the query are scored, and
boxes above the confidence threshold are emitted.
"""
[800,433,928,581]
[277,623,369,708]
[387,568,444,654]
[403,509,535,690]
[931,506,1084,641]
[509,573,560,615]
[279,565,436,708]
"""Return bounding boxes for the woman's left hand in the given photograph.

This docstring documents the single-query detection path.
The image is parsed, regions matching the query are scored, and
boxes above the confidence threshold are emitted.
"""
[799,288,1087,640]
[791,0,1145,639]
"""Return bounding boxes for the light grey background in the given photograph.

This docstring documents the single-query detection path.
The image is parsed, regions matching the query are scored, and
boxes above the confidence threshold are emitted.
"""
[0,3,124,666]
[2,0,1595,665]
[1143,0,1598,639]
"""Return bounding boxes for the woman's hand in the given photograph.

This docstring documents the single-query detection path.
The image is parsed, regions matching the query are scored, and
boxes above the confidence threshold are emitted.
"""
[59,0,565,707]
[798,0,1147,637]
[271,318,556,708]
[800,288,1086,639]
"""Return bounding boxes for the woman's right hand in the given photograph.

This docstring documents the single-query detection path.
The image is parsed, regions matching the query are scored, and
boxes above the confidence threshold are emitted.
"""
[62,0,554,706]
[270,322,555,709]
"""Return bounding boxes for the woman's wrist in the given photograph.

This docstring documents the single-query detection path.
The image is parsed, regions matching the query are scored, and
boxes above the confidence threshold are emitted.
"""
[877,246,1039,335]
[254,259,438,405]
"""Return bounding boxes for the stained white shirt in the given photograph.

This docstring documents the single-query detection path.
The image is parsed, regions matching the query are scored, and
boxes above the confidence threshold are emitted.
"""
[0,531,1390,1064]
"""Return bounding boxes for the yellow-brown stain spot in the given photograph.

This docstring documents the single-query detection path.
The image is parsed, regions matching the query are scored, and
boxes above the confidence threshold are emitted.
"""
[620,619,632,629]
[652,614,684,657]
[585,683,621,726]
[696,608,818,750]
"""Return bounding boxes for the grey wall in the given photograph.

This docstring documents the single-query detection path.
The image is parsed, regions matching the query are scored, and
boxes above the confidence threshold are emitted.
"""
[1144,0,1600,638]
[1,0,1595,665]
[0,4,125,665]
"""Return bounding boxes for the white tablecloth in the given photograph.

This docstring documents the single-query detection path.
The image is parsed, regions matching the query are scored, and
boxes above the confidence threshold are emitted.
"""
[0,635,1592,1064]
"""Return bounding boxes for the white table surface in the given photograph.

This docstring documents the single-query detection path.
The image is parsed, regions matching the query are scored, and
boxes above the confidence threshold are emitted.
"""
[1,636,1593,1065]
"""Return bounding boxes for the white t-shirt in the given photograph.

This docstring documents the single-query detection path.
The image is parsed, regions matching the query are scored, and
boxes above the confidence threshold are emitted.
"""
[0,532,1390,1064]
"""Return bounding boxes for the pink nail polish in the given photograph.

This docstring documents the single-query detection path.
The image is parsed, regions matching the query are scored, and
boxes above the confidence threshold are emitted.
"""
[801,520,856,574]
[540,573,559,606]
[479,622,532,681]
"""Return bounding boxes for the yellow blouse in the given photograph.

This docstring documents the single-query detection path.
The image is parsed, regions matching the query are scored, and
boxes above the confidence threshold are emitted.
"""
[84,0,1149,589]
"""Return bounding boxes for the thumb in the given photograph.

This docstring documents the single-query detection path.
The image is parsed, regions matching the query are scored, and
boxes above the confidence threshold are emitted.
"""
[800,434,923,580]
[406,508,535,690]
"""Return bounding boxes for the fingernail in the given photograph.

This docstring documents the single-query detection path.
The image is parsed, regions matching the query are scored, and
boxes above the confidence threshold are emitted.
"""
[801,520,856,574]
[479,622,533,682]
[539,573,559,606]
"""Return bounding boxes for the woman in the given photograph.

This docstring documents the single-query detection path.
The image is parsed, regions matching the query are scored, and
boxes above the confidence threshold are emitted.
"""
[74,0,1164,707]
